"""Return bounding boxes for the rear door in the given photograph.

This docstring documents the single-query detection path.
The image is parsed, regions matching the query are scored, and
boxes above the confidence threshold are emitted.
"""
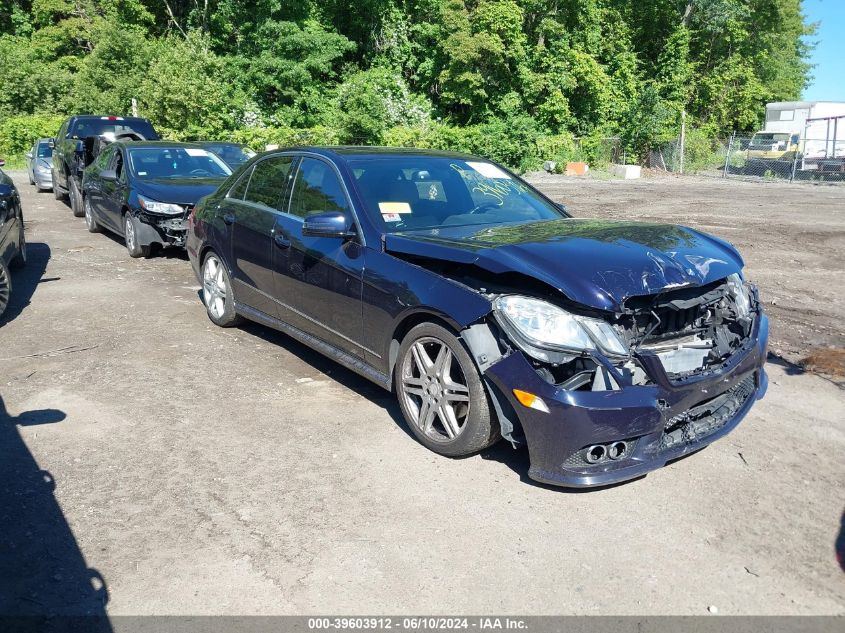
[223,155,296,317]
[271,156,365,357]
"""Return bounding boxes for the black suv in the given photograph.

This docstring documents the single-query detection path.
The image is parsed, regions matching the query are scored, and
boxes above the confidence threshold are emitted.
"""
[51,116,159,217]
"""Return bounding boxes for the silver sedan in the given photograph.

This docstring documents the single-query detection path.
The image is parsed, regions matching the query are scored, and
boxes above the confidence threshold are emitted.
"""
[26,138,53,191]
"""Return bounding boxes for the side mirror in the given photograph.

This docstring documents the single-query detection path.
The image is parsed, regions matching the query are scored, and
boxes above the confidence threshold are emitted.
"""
[302,211,355,239]
[26,152,33,160]
[48,139,55,149]
[0,159,5,168]
[100,169,118,181]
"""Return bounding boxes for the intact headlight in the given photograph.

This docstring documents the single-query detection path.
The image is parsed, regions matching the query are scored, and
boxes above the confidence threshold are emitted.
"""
[726,273,752,318]
[493,295,628,361]
[139,195,184,215]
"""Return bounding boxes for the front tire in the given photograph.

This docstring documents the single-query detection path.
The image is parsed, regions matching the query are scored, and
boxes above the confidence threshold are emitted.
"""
[124,214,150,258]
[395,322,499,456]
[201,251,242,327]
[84,196,100,233]
[69,179,84,217]
[0,259,11,319]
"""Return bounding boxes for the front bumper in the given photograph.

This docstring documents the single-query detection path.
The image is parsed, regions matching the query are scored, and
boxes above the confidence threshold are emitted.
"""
[33,170,53,189]
[484,312,769,488]
[136,211,189,248]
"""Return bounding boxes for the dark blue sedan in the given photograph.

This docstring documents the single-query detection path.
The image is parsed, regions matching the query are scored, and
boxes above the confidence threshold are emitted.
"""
[81,142,232,257]
[186,147,768,487]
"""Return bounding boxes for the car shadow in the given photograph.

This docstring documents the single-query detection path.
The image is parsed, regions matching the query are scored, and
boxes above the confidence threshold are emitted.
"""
[0,395,112,630]
[1,242,52,326]
[766,351,805,376]
[96,231,189,261]
[236,320,633,492]
[837,509,845,574]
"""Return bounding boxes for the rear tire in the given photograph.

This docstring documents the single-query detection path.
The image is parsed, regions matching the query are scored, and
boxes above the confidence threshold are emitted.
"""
[84,196,100,233]
[395,322,500,457]
[201,251,242,327]
[69,179,84,217]
[124,214,150,258]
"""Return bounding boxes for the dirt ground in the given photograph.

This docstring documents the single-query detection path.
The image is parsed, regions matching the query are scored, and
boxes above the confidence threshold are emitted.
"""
[0,169,843,618]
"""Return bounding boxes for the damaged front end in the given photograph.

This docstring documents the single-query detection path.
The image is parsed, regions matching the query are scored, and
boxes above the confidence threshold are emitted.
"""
[134,198,193,248]
[464,274,768,488]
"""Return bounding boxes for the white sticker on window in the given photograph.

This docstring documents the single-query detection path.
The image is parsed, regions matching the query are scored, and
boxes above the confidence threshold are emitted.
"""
[138,171,147,176]
[185,148,211,157]
[379,201,412,214]
[382,213,402,222]
[467,161,511,179]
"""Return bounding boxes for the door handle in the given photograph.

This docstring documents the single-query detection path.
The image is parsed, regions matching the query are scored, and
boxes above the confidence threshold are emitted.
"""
[274,233,291,248]
[223,212,235,225]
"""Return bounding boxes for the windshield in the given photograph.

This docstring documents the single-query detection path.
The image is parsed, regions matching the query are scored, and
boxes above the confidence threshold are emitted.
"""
[127,147,232,180]
[749,133,791,148]
[350,157,565,232]
[70,118,158,140]
[202,144,256,168]
[37,142,52,158]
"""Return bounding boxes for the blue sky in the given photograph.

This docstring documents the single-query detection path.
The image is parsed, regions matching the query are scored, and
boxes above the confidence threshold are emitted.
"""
[803,0,845,101]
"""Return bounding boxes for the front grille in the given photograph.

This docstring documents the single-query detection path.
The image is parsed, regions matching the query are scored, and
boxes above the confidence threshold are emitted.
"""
[661,373,756,449]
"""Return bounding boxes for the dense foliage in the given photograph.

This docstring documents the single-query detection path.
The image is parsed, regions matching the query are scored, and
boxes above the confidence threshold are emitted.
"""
[0,0,814,169]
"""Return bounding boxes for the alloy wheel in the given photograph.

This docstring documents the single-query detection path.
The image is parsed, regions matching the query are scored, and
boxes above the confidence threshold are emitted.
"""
[202,255,228,320]
[85,198,94,229]
[400,336,471,442]
[0,262,10,318]
[124,216,136,251]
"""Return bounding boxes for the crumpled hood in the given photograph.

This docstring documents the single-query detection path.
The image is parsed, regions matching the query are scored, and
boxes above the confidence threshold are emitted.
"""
[385,219,744,312]
[134,177,226,206]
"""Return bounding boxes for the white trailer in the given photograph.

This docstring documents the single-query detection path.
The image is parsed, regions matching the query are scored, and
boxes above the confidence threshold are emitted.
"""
[748,101,845,175]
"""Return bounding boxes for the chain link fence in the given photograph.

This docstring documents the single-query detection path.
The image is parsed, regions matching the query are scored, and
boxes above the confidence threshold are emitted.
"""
[722,135,845,182]
[646,134,845,183]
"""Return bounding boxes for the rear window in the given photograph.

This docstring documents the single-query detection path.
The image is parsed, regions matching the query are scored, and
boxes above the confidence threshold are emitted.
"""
[69,118,158,140]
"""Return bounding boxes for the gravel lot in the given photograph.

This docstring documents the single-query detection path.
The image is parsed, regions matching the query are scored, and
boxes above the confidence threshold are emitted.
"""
[1,169,843,617]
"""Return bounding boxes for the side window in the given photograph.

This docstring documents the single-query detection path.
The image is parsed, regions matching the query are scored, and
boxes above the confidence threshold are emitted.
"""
[243,156,293,211]
[227,166,254,200]
[289,158,349,219]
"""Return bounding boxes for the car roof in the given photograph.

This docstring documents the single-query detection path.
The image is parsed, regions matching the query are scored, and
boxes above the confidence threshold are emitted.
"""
[69,115,153,123]
[275,146,484,162]
[114,141,209,149]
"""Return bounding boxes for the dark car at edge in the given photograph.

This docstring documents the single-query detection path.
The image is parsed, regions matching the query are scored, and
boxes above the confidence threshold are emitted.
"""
[186,147,768,488]
[82,141,232,258]
[0,159,28,319]
[51,115,160,217]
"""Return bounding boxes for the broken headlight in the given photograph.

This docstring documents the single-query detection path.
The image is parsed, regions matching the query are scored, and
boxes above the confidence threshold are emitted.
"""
[726,273,752,318]
[138,195,184,216]
[493,295,628,362]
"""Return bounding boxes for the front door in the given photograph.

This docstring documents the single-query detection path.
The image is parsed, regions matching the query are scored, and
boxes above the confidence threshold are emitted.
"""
[224,155,295,317]
[99,147,128,232]
[272,157,365,358]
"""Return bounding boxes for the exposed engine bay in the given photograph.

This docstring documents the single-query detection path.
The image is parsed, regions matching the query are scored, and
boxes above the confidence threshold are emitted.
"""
[615,274,755,377]
[487,274,756,392]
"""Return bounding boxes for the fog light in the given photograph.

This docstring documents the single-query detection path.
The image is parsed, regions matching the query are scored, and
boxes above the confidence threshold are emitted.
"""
[513,389,550,413]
